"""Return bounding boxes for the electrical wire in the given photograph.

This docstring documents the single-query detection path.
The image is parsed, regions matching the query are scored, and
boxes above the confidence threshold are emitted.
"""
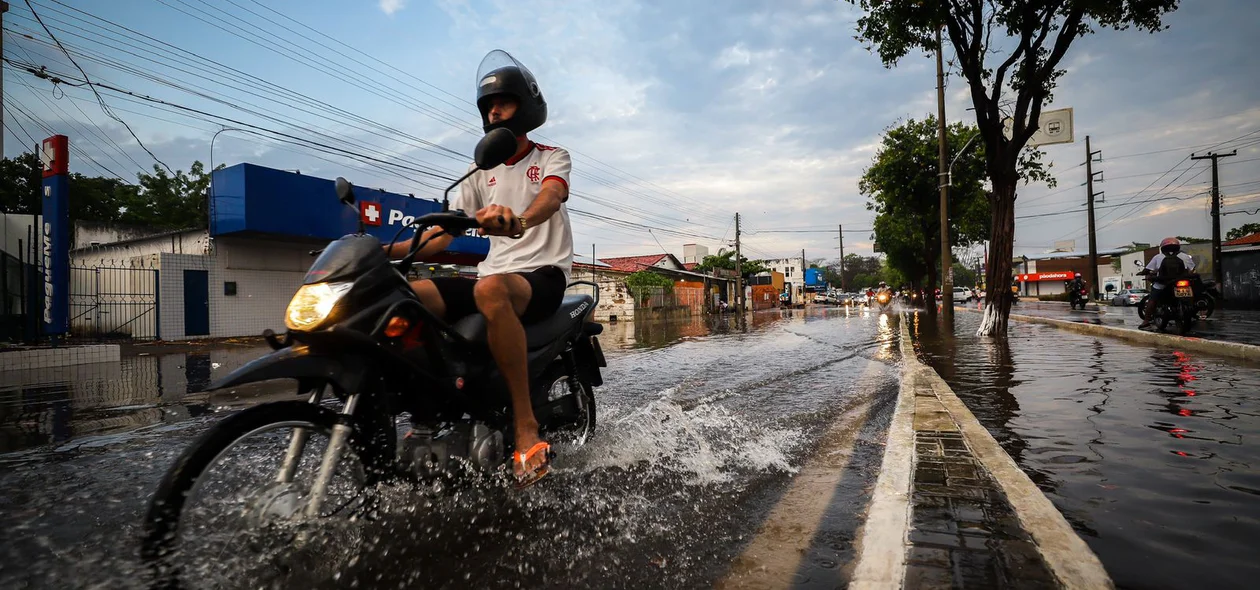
[23,0,171,173]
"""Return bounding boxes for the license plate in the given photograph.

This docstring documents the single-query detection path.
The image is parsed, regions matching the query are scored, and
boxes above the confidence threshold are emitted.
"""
[1174,286,1192,298]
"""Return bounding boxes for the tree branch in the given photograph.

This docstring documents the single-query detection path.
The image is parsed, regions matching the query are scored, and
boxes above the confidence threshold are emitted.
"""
[1015,5,1083,148]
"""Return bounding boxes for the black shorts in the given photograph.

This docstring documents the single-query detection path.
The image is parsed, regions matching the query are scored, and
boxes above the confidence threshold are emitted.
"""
[429,265,567,324]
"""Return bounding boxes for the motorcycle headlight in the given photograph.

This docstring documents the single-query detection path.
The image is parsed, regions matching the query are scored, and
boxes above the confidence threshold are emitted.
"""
[285,281,353,330]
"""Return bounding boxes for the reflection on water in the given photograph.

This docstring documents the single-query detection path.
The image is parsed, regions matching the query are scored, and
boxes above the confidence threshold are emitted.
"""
[0,347,275,454]
[913,311,1260,589]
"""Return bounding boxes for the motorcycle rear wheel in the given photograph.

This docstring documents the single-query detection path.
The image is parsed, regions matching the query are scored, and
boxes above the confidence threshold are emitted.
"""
[142,400,382,589]
[1178,304,1195,335]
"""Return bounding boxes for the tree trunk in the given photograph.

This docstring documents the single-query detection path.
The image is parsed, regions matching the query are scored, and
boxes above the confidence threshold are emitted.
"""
[978,180,1017,336]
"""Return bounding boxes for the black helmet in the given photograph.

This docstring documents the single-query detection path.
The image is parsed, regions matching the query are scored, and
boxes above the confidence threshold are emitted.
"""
[476,50,547,137]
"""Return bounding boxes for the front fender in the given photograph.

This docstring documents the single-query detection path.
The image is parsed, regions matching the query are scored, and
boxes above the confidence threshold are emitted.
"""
[209,345,364,393]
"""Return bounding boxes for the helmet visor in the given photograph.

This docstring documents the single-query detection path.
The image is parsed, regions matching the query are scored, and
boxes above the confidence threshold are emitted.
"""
[477,50,532,89]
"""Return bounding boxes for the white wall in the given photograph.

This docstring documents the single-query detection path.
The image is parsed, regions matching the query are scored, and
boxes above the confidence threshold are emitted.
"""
[71,231,209,267]
[72,221,180,250]
[0,213,40,259]
[154,236,312,340]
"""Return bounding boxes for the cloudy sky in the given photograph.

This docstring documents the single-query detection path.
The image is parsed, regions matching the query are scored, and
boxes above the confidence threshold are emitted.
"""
[4,0,1258,263]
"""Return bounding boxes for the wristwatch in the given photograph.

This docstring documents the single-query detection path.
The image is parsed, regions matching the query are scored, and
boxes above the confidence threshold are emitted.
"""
[511,215,529,239]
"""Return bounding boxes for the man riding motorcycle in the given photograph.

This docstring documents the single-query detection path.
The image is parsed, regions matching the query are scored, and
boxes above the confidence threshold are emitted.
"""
[1066,272,1087,306]
[383,50,571,487]
[1139,237,1195,330]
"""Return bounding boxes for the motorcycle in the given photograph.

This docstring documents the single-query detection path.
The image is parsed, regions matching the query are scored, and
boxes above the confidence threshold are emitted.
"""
[141,129,605,587]
[1068,285,1090,310]
[1136,269,1198,334]
[874,290,893,313]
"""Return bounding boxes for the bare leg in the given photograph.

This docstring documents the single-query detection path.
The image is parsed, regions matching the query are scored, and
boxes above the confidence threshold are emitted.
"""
[472,274,543,476]
[410,279,447,319]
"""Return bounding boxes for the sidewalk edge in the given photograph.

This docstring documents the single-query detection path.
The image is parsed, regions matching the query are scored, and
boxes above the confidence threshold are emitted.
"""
[907,315,1115,589]
[847,317,918,589]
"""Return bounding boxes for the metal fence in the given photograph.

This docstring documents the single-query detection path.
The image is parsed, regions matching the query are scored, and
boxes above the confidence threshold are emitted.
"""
[68,260,160,341]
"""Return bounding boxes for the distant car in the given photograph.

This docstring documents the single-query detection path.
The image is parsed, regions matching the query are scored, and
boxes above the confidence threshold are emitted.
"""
[1110,288,1147,306]
[814,293,829,304]
[951,287,973,303]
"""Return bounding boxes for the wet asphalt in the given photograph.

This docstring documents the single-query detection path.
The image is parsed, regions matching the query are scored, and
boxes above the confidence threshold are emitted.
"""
[0,307,902,589]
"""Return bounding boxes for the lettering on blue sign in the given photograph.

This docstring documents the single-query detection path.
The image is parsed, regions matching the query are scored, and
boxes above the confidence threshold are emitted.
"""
[43,222,53,324]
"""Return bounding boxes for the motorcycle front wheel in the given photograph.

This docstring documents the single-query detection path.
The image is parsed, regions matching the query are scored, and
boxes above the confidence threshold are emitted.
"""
[142,400,384,589]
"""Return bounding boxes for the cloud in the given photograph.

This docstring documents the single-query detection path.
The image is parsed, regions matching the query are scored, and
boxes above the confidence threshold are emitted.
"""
[12,0,1258,263]
[379,0,406,16]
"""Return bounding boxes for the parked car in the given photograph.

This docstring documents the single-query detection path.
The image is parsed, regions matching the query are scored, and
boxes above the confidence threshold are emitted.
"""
[814,293,829,304]
[1110,288,1148,307]
[951,287,973,303]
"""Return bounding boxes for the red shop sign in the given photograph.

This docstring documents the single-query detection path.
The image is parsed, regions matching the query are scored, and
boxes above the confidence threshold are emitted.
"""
[1016,271,1076,282]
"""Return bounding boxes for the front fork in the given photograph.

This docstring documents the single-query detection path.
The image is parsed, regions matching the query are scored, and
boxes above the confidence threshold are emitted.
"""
[273,386,363,519]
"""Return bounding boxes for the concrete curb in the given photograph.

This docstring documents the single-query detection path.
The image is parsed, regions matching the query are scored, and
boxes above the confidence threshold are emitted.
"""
[847,324,918,589]
[955,306,1260,363]
[850,315,1113,589]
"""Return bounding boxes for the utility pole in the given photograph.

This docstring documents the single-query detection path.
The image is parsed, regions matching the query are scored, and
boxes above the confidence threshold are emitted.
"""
[801,248,806,305]
[1,1,9,158]
[838,224,845,292]
[935,25,953,319]
[1192,150,1237,291]
[734,213,744,314]
[1085,136,1103,300]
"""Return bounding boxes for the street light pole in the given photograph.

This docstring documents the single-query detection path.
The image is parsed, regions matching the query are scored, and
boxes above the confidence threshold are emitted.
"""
[209,126,244,175]
[936,25,953,320]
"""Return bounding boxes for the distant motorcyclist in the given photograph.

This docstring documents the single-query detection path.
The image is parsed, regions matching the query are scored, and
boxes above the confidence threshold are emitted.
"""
[1066,272,1087,303]
[1139,237,1195,329]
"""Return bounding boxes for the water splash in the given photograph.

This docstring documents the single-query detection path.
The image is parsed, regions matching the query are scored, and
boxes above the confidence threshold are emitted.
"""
[570,388,801,484]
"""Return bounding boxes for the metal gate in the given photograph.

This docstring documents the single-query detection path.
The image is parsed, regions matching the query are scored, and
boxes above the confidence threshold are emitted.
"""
[69,262,160,341]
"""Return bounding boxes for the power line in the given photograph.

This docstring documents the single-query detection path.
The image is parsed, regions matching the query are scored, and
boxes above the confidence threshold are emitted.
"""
[23,0,171,173]
[14,3,736,229]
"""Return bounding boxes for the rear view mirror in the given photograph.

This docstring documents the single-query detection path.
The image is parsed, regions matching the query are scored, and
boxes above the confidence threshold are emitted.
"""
[335,177,355,205]
[474,128,518,170]
[1133,260,1143,268]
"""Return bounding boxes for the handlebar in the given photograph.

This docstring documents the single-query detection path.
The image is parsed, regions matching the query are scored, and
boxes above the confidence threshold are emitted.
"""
[412,211,482,233]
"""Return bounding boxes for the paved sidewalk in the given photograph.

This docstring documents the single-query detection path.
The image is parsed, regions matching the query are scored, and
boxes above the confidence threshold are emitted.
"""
[850,315,1112,589]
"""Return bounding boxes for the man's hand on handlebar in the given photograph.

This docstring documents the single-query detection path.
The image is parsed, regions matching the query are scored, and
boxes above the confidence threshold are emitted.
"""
[475,204,523,237]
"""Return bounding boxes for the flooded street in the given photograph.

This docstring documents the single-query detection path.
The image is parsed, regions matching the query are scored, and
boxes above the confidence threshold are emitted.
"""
[969,300,1260,346]
[0,307,902,589]
[914,312,1260,590]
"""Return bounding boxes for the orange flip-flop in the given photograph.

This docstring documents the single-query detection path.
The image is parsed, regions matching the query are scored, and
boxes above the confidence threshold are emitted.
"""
[513,441,553,489]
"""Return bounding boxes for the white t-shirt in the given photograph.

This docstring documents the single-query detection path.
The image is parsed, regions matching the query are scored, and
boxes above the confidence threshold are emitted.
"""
[453,142,574,280]
[1145,252,1195,288]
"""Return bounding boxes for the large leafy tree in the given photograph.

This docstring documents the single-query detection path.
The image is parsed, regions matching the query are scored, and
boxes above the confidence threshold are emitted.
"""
[840,253,883,289]
[0,153,215,230]
[848,0,1180,334]
[694,249,769,279]
[861,117,1013,308]
[0,153,42,215]
[1227,223,1260,242]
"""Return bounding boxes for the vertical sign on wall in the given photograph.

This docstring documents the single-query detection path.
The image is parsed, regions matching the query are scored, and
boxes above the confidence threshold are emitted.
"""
[40,135,70,337]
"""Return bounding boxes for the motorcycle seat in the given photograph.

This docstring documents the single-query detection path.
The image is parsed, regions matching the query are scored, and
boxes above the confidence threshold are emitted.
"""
[452,294,594,350]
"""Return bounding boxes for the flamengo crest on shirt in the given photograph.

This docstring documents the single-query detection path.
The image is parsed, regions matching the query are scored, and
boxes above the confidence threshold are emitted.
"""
[526,165,541,183]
